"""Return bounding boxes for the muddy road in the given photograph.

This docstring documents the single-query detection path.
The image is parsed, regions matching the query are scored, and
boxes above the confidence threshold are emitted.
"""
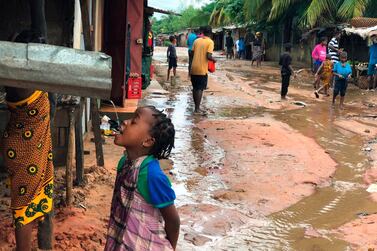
[0,46,376,251]
[150,47,377,250]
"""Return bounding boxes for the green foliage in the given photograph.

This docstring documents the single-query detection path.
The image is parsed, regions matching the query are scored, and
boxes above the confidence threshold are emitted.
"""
[152,0,377,35]
[243,0,376,28]
[152,4,215,34]
[209,0,245,26]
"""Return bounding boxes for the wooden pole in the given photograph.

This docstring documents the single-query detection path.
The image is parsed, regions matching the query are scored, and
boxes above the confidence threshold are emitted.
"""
[80,0,105,167]
[31,0,53,249]
[30,0,47,38]
[66,108,75,206]
[75,102,84,185]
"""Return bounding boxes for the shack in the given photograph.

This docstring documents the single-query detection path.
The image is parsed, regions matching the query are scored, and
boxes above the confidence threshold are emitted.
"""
[343,17,377,88]
[212,25,247,51]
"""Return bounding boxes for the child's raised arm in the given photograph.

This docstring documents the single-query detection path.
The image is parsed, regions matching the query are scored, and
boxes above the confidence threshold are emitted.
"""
[160,205,180,250]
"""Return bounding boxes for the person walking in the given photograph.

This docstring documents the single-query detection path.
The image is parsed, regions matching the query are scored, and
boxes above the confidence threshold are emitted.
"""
[312,37,328,89]
[252,32,264,67]
[368,34,377,90]
[332,51,352,109]
[191,26,216,115]
[167,36,178,82]
[225,32,234,60]
[187,29,198,75]
[314,54,333,98]
[279,43,295,99]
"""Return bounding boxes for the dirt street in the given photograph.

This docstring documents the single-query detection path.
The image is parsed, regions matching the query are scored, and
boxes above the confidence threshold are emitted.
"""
[1,46,377,250]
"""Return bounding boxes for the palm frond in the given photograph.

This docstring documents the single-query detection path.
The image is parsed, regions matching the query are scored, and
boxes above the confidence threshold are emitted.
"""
[268,0,300,21]
[302,0,336,27]
[337,0,369,19]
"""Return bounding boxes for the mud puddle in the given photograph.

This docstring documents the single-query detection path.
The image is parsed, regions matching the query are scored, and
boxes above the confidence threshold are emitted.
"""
[150,49,377,250]
[215,70,377,249]
[266,96,377,250]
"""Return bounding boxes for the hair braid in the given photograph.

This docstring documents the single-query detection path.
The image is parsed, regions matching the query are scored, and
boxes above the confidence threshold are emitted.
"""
[147,106,175,159]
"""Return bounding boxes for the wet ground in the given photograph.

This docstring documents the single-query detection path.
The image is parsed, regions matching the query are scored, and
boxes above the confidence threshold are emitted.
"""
[149,47,377,250]
[1,46,377,251]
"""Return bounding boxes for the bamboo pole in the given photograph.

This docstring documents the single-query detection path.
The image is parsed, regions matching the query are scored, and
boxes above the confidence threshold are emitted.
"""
[80,0,105,167]
[66,109,75,206]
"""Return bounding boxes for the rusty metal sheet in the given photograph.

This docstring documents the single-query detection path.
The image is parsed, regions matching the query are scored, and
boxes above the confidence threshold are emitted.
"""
[0,41,112,99]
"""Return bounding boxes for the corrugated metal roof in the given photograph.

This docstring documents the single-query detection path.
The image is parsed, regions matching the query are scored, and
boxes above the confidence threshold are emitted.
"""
[350,17,377,28]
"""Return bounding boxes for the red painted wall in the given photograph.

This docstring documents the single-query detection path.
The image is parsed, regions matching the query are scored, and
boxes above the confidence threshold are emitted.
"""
[104,0,144,107]
[126,0,144,76]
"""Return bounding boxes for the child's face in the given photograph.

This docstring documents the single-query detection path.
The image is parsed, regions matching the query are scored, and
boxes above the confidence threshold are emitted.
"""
[114,107,155,149]
[340,56,347,62]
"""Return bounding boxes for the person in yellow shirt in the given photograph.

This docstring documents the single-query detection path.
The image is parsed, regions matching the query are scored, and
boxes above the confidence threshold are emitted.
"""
[190,26,216,115]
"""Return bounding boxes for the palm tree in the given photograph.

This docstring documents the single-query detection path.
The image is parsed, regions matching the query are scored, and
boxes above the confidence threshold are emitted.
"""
[209,0,245,27]
[259,0,374,28]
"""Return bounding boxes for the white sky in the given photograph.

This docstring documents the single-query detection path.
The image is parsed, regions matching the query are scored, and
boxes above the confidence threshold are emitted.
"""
[148,0,212,19]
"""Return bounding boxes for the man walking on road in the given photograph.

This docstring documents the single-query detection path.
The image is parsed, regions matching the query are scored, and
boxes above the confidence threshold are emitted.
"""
[191,26,216,115]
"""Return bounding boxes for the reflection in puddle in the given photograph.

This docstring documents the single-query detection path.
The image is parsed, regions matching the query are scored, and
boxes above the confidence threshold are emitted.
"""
[146,55,377,250]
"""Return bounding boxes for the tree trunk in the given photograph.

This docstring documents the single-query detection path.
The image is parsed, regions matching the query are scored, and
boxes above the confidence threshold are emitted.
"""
[283,17,293,44]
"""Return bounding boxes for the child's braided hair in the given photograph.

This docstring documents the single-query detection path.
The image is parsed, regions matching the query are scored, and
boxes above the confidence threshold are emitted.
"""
[146,106,175,159]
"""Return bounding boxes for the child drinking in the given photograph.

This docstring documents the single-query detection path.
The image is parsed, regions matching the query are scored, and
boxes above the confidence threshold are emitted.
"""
[105,106,180,251]
[314,54,333,98]
[332,51,352,109]
[279,43,295,99]
[167,36,178,82]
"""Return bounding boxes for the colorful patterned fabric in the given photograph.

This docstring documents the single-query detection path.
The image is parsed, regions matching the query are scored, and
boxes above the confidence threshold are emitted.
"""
[0,91,54,228]
[106,156,174,251]
[117,155,175,209]
[321,60,334,86]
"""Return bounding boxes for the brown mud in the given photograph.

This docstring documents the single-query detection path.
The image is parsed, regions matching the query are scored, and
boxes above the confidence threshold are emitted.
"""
[1,46,377,250]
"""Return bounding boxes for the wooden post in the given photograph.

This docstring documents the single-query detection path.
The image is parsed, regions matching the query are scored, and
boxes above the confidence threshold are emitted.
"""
[30,0,47,38]
[80,0,105,167]
[30,0,53,249]
[75,102,84,185]
[37,212,53,250]
[66,109,75,206]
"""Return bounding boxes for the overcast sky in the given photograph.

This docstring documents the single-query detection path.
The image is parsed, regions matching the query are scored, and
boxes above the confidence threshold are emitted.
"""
[148,0,212,18]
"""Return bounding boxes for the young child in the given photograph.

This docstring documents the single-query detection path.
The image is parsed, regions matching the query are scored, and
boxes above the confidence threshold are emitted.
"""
[314,54,333,98]
[167,36,178,82]
[279,43,295,99]
[105,106,180,251]
[332,51,352,109]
